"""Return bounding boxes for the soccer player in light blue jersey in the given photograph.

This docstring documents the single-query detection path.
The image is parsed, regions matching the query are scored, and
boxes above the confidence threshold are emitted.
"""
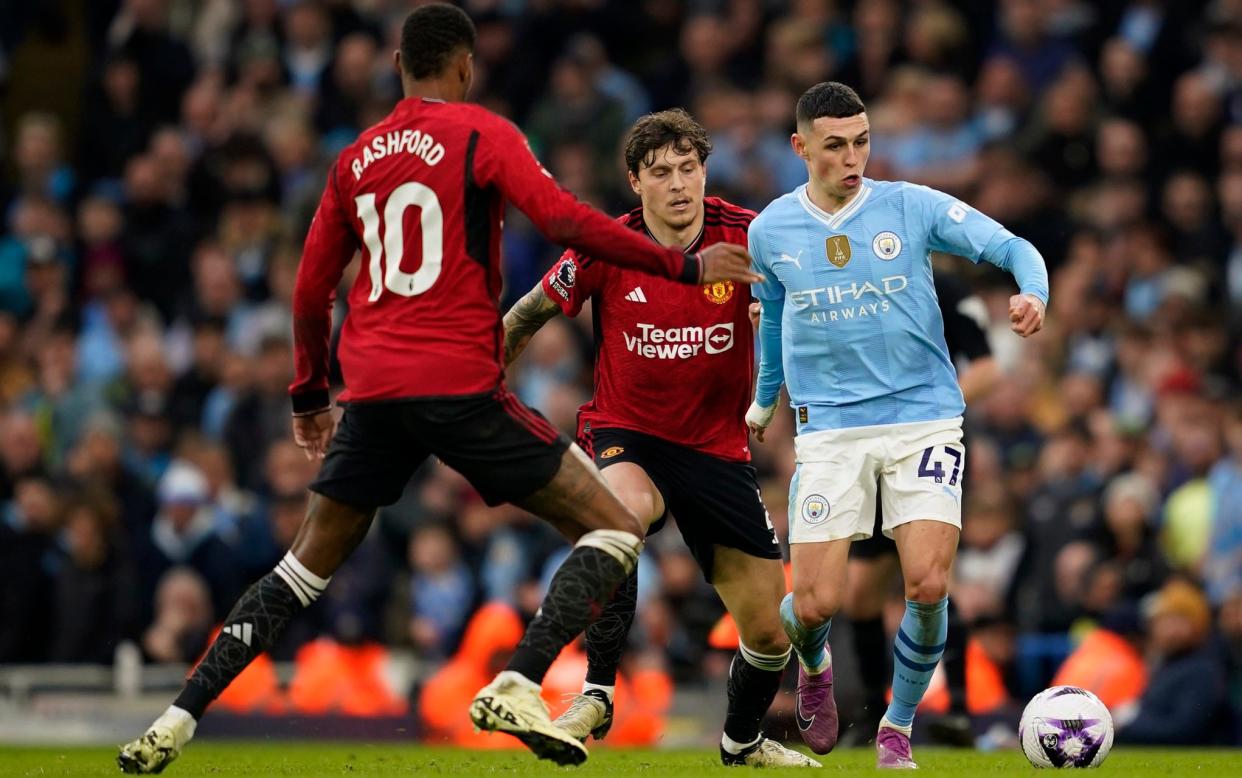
[744,82,1048,769]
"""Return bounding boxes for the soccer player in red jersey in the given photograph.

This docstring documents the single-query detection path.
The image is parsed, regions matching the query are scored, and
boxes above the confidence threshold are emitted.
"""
[503,110,818,768]
[118,5,760,773]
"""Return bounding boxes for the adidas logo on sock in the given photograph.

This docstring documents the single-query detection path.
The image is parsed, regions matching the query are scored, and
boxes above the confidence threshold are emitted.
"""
[222,622,253,646]
[624,287,647,303]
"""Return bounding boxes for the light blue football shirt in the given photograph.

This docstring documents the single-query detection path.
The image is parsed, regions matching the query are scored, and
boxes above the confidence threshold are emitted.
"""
[751,178,1048,433]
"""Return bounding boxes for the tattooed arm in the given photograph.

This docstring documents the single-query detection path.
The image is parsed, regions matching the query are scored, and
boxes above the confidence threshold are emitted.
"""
[503,282,563,367]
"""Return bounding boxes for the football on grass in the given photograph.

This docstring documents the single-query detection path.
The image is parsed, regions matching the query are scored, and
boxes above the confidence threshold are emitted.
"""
[1019,685,1114,768]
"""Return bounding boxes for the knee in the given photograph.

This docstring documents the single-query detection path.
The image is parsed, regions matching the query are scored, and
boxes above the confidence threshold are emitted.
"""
[600,506,645,539]
[615,489,661,529]
[741,626,790,657]
[904,568,949,604]
[794,594,839,628]
[577,528,644,574]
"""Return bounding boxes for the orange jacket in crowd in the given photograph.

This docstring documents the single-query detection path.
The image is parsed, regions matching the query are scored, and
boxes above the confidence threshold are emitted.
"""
[205,626,406,717]
[1051,628,1147,710]
[419,601,672,747]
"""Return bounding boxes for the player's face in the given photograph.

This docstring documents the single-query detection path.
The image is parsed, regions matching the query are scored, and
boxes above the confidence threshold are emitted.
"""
[793,113,870,202]
[630,144,706,232]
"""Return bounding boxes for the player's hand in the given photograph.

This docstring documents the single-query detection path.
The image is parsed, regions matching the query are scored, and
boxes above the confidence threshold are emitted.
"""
[292,409,336,461]
[748,302,761,331]
[698,243,764,285]
[1008,294,1045,337]
[746,401,776,443]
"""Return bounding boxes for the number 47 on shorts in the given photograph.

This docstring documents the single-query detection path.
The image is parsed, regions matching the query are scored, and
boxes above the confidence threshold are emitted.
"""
[917,446,962,486]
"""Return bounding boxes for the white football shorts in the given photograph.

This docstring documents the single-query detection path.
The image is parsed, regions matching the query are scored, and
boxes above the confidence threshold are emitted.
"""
[787,417,965,544]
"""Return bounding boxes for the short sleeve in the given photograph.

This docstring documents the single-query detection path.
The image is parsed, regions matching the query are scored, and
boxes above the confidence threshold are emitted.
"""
[541,249,605,317]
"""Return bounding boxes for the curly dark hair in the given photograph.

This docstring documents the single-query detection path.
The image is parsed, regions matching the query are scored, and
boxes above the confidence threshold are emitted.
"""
[399,3,476,80]
[623,108,713,175]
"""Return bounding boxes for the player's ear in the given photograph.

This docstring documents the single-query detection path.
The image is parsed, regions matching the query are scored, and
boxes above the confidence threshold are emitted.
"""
[458,51,474,92]
[791,132,808,160]
[628,169,641,196]
[393,49,403,77]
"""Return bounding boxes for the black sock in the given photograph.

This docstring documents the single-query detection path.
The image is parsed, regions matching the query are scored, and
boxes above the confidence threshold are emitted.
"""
[852,617,889,719]
[584,569,637,687]
[506,545,630,684]
[943,598,968,716]
[723,644,789,746]
[174,555,326,719]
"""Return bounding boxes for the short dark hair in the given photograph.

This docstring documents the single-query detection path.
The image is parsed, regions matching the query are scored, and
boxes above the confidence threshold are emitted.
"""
[796,81,866,127]
[399,3,476,80]
[623,108,712,175]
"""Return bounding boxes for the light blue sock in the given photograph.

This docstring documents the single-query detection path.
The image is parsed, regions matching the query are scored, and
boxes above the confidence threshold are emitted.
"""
[779,592,831,672]
[885,597,949,728]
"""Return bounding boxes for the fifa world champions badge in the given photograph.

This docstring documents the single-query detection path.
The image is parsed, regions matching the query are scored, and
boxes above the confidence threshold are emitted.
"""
[825,235,851,268]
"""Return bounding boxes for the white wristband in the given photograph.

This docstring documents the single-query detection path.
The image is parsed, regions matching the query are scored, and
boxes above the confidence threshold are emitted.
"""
[746,400,776,429]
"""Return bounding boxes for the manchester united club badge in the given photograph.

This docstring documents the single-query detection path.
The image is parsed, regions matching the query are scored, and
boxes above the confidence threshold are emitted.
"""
[703,280,735,304]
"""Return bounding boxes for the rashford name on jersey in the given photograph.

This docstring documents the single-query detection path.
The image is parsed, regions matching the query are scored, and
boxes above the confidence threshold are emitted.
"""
[348,128,446,179]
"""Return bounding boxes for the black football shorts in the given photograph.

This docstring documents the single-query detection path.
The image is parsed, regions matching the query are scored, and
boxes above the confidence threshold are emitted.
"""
[311,387,570,508]
[583,426,781,582]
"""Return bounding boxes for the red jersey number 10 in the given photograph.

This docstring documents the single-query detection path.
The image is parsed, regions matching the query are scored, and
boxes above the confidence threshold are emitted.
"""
[354,182,444,301]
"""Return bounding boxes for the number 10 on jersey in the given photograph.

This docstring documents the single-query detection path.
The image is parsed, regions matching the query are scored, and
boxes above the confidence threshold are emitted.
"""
[355,182,444,301]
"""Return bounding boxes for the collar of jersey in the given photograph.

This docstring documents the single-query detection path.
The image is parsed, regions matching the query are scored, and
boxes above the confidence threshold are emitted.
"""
[797,181,871,232]
[641,216,705,254]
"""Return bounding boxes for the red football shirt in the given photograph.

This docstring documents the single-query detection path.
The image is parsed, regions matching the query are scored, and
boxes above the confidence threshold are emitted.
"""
[290,97,702,411]
[542,197,756,462]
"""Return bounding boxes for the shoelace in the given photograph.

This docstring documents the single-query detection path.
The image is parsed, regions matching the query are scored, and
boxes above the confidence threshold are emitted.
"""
[559,693,603,717]
[880,731,912,758]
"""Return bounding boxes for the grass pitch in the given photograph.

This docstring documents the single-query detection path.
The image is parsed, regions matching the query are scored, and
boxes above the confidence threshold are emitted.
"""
[2,742,1238,776]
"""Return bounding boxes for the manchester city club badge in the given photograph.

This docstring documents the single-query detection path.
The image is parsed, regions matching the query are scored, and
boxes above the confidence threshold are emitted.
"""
[872,231,902,260]
[801,494,830,524]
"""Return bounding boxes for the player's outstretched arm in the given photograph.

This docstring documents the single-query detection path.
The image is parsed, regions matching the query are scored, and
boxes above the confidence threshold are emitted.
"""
[502,283,562,367]
[478,115,760,286]
[919,188,1048,337]
[973,234,1048,337]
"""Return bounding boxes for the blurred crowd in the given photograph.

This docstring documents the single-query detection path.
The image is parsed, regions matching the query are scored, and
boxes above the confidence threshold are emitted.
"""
[0,0,1240,746]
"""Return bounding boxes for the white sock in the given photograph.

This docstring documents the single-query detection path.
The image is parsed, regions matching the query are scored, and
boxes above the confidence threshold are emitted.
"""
[880,714,912,736]
[806,646,832,676]
[273,552,330,606]
[158,705,198,743]
[721,731,763,755]
[496,670,541,691]
[582,682,615,702]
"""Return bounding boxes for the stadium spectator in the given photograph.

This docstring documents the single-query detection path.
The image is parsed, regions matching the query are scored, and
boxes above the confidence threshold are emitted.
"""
[1117,578,1229,744]
[0,475,62,661]
[142,566,214,664]
[144,458,242,617]
[49,494,139,663]
[408,523,474,659]
[1206,401,1242,605]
